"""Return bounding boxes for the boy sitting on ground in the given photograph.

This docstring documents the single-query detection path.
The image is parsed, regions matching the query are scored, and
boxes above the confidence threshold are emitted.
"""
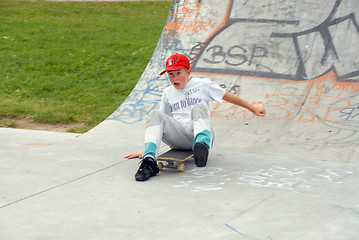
[125,53,266,181]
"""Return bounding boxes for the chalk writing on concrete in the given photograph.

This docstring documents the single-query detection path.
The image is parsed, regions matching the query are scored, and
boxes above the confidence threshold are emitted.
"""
[173,167,230,192]
[173,165,353,197]
[237,166,353,197]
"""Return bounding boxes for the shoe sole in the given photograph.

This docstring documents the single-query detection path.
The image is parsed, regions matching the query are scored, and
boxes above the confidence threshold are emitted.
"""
[194,142,209,167]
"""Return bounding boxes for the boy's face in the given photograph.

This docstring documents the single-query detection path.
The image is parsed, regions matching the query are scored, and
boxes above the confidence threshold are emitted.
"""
[167,67,191,90]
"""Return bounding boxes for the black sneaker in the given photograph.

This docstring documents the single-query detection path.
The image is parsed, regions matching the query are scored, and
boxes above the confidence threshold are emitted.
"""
[193,142,209,167]
[135,157,159,181]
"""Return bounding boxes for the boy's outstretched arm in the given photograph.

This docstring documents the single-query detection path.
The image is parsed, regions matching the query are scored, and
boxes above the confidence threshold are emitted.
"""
[222,92,266,117]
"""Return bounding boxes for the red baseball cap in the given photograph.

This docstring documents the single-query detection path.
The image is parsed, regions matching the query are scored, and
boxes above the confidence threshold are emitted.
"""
[160,54,190,75]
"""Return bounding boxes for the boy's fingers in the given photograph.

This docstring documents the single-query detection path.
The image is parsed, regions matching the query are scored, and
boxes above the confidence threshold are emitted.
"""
[124,153,136,159]
[125,152,143,159]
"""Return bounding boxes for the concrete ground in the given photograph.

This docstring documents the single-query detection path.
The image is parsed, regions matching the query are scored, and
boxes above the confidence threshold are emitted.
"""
[1,120,358,240]
[1,0,359,239]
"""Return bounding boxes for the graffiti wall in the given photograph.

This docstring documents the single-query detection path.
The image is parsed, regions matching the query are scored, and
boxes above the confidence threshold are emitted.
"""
[192,0,359,82]
[108,0,359,160]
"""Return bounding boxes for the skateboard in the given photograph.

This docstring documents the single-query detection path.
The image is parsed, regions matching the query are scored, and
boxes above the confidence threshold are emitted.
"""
[157,149,194,172]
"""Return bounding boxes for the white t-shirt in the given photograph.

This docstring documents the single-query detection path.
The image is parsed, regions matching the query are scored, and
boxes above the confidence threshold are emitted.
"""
[159,78,226,122]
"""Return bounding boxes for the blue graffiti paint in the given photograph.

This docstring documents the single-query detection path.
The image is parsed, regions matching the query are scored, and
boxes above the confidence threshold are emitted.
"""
[339,105,359,122]
[107,76,171,124]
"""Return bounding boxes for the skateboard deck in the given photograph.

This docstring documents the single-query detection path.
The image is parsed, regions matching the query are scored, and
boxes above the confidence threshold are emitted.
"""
[157,149,194,172]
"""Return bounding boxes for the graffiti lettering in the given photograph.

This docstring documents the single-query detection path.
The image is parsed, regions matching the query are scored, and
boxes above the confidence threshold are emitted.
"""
[172,1,202,19]
[165,19,216,34]
[108,77,169,124]
[203,44,269,69]
[192,0,359,83]
[219,83,240,95]
[334,83,359,92]
[211,93,352,123]
[165,1,216,34]
[339,105,359,122]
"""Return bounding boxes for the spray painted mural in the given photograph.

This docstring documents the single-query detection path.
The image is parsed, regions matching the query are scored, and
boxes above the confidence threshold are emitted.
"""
[191,0,359,83]
[108,0,359,150]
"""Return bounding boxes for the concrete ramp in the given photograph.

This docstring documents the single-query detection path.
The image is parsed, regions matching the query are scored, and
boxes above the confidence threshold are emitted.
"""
[98,0,359,162]
[1,0,359,239]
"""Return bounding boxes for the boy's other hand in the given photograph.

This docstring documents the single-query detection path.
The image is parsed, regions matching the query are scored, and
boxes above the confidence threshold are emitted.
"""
[253,103,266,117]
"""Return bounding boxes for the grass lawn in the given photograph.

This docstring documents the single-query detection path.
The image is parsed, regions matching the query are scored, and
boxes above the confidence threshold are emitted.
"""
[0,0,170,132]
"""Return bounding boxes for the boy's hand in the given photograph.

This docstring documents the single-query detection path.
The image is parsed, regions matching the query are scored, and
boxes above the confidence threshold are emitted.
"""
[124,148,145,159]
[124,150,144,159]
[252,103,266,117]
[223,92,266,117]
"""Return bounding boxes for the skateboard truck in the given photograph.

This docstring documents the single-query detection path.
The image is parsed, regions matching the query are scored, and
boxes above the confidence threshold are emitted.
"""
[157,149,194,172]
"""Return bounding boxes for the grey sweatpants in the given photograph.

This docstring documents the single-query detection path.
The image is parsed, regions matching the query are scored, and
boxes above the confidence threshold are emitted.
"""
[143,103,213,159]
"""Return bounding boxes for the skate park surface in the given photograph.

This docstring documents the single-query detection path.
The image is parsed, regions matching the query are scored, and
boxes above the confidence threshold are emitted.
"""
[1,0,359,239]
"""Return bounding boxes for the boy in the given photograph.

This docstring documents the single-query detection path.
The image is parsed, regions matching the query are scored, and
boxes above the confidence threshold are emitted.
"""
[125,53,266,181]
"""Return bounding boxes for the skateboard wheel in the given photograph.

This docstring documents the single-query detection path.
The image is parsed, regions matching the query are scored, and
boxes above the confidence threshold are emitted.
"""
[177,163,185,172]
[158,162,163,171]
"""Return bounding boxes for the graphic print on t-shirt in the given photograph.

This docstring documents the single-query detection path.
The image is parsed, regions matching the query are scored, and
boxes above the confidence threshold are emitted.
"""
[161,78,226,121]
